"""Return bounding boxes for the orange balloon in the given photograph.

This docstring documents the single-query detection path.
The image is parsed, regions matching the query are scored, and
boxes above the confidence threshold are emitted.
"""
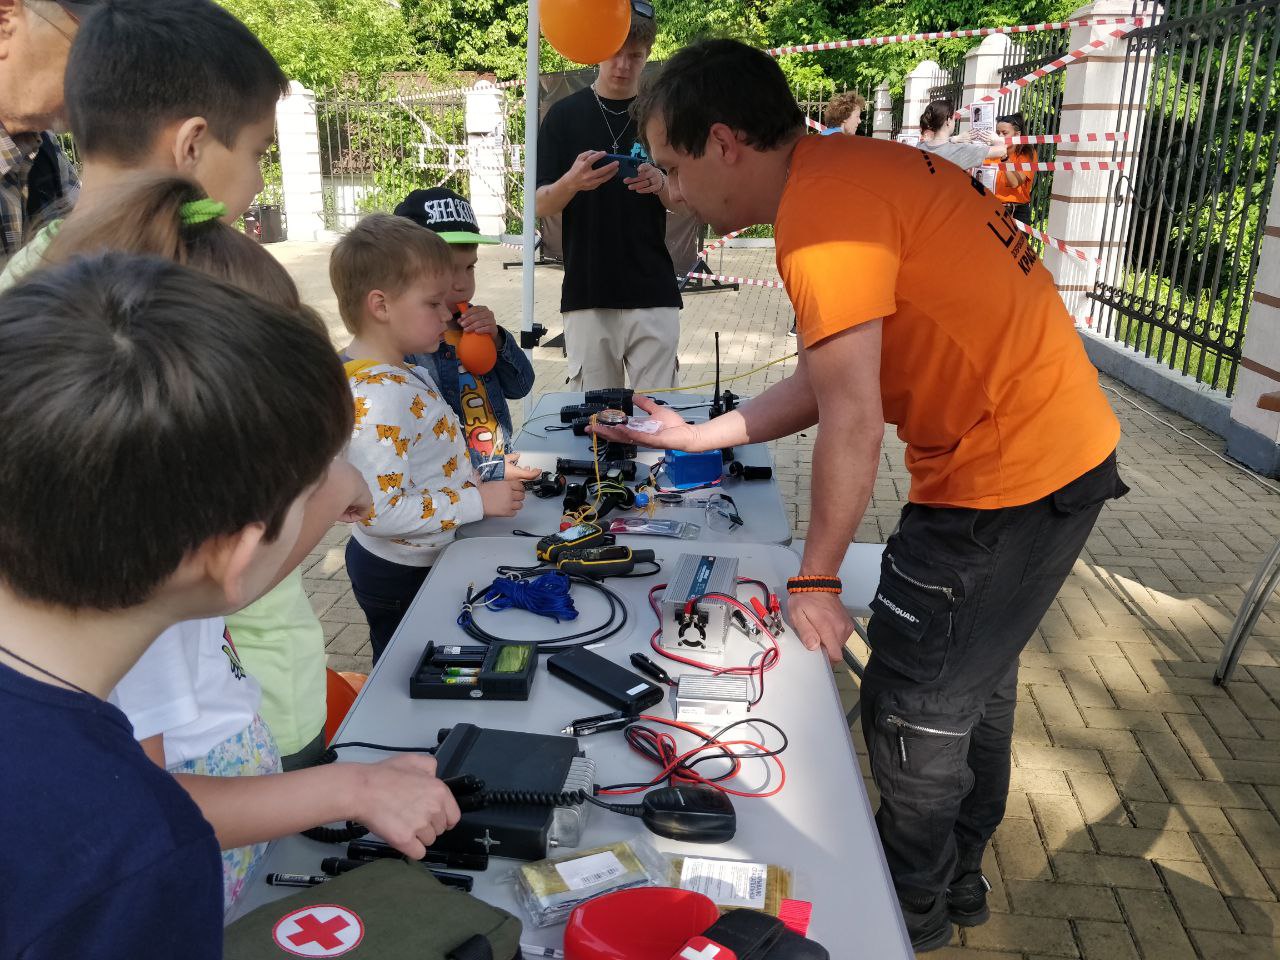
[458,331,497,376]
[542,0,631,66]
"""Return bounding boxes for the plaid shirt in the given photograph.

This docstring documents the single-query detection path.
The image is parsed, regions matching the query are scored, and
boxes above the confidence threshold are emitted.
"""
[0,123,79,269]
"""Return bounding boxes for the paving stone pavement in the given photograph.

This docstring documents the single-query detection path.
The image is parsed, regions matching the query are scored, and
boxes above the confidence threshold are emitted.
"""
[274,240,1280,959]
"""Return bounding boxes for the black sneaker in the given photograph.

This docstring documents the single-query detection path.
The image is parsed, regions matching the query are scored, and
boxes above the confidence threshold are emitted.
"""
[900,895,953,952]
[947,871,991,926]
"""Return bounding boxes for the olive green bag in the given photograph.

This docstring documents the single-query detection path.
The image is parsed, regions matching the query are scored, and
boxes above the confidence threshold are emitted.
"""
[224,860,522,960]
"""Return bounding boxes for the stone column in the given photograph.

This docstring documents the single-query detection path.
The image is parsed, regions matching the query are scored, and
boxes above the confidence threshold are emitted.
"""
[276,80,326,241]
[872,82,893,139]
[902,60,942,142]
[1226,188,1280,474]
[1042,0,1156,318]
[963,34,1011,119]
[465,81,507,238]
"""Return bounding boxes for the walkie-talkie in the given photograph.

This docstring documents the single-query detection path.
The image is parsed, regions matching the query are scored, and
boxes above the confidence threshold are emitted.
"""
[708,332,735,463]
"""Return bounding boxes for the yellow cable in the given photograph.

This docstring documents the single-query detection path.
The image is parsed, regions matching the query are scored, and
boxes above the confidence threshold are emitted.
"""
[635,352,798,395]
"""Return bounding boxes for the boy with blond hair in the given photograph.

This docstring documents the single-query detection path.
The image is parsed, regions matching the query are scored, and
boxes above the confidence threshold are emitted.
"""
[332,214,539,659]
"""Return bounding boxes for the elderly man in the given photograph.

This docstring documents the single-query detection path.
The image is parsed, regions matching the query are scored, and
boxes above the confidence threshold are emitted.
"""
[0,0,90,268]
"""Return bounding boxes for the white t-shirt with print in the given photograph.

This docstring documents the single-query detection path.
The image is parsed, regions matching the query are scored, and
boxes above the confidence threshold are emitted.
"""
[110,617,262,767]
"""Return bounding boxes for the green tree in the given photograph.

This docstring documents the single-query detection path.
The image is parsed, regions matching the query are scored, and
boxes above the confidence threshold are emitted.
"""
[216,0,444,93]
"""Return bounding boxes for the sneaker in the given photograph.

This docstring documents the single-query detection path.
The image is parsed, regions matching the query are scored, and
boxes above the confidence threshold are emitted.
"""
[900,895,953,952]
[947,871,991,927]
[787,319,796,337]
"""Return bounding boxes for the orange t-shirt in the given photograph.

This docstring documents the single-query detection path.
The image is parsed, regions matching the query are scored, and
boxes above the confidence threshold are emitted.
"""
[993,145,1036,205]
[775,135,1119,509]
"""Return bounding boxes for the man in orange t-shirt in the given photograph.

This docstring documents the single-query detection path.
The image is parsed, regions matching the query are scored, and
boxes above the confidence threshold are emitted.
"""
[596,39,1126,952]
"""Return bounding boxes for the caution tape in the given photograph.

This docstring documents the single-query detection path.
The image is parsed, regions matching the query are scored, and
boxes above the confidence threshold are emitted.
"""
[699,230,742,255]
[1002,132,1128,145]
[957,24,1140,116]
[1014,219,1100,266]
[766,16,1143,57]
[686,272,786,290]
[804,116,828,133]
[996,160,1125,171]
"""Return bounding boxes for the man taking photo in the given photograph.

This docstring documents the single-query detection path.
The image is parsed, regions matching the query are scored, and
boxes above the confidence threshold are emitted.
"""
[535,2,681,391]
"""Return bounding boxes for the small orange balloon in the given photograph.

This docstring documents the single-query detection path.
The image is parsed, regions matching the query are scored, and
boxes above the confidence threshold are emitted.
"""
[542,0,632,66]
[458,331,497,376]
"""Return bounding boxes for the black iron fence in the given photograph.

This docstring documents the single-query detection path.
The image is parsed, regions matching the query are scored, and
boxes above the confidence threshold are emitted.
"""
[997,31,1069,233]
[1091,0,1280,395]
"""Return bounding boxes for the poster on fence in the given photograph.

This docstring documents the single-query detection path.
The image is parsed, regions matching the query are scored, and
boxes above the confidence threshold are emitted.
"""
[967,103,996,138]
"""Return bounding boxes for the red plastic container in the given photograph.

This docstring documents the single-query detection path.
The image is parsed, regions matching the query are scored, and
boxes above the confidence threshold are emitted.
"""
[564,887,721,960]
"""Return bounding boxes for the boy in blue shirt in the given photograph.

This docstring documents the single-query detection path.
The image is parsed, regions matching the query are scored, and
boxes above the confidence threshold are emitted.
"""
[394,187,535,467]
[0,253,355,958]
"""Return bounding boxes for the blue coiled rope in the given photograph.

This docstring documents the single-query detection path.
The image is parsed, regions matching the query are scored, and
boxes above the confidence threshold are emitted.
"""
[463,571,579,624]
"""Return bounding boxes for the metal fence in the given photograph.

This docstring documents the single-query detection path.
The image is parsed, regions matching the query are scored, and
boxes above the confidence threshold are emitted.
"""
[926,56,965,119]
[997,31,1069,233]
[1090,0,1280,395]
[315,94,470,231]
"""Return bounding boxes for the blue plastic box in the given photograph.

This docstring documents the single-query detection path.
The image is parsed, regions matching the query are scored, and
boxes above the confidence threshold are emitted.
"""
[663,449,724,489]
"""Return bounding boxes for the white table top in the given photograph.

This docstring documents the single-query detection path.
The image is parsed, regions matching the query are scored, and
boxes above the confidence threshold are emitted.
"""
[229,538,910,957]
[470,392,792,546]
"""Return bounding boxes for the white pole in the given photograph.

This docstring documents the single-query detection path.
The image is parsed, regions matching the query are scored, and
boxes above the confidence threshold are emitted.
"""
[520,0,540,419]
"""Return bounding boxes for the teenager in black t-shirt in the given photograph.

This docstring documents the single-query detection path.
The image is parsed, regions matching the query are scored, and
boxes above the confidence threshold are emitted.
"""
[535,8,682,391]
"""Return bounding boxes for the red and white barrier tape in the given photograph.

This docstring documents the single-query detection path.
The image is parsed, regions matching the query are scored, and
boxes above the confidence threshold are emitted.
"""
[1014,219,1099,266]
[997,160,1125,171]
[958,24,1139,116]
[766,17,1143,57]
[805,116,828,133]
[686,272,786,290]
[699,230,742,255]
[1001,132,1128,145]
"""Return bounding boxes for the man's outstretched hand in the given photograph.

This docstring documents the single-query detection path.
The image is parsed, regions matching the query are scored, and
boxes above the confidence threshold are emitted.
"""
[588,395,704,451]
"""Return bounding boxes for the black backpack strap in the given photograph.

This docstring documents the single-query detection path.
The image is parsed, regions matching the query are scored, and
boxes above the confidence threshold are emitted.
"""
[447,934,494,960]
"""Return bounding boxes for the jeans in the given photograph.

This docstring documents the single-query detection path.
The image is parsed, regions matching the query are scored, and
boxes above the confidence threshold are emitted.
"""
[344,538,431,663]
[860,453,1127,905]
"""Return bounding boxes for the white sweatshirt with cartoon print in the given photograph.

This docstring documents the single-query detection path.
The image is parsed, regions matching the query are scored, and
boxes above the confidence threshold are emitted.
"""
[346,362,483,566]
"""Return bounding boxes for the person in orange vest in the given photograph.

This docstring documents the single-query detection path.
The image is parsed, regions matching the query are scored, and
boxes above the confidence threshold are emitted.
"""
[990,112,1036,224]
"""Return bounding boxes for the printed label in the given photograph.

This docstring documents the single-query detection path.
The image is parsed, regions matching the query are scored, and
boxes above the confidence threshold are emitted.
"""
[679,857,769,909]
[626,683,650,697]
[555,851,627,891]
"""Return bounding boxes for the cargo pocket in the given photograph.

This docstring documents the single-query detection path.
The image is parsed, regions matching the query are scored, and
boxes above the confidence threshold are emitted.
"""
[870,692,979,806]
[866,551,963,684]
[1027,452,1129,581]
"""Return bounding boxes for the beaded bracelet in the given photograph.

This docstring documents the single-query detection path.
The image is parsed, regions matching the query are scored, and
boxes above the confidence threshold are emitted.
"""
[786,575,842,594]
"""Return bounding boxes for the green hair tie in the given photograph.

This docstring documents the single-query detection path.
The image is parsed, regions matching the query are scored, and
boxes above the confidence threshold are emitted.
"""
[180,198,228,226]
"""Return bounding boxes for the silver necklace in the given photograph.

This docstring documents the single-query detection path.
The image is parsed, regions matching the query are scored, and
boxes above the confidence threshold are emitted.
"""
[591,83,633,153]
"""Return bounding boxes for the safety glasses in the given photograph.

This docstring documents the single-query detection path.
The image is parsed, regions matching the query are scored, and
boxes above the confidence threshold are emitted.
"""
[704,492,743,533]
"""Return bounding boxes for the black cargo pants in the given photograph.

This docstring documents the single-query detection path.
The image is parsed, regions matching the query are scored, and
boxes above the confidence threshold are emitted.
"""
[860,452,1127,905]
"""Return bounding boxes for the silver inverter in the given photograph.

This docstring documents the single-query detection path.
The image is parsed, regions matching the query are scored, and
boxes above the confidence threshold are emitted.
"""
[659,553,740,657]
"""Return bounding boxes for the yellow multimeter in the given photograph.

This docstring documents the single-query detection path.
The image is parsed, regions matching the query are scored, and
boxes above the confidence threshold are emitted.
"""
[535,521,609,563]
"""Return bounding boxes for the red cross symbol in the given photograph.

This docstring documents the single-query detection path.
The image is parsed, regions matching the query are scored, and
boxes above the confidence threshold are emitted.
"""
[671,937,736,960]
[289,914,349,949]
[272,905,365,957]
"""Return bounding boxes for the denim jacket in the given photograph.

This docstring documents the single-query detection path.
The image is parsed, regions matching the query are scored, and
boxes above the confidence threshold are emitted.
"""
[407,327,535,466]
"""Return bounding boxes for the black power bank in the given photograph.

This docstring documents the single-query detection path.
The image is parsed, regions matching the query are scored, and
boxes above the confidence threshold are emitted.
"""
[546,647,665,714]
